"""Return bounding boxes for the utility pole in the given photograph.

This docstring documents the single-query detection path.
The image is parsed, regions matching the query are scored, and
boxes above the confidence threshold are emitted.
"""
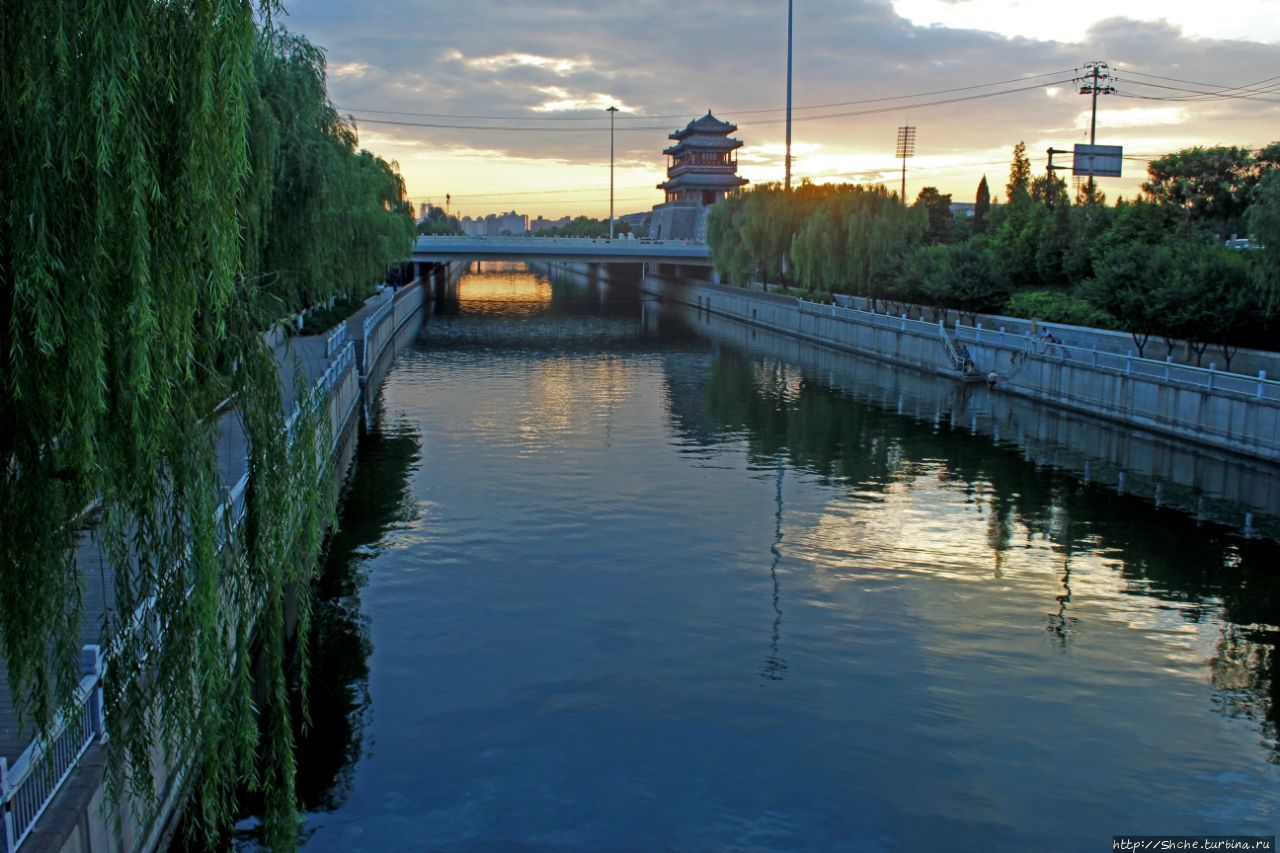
[785,0,794,191]
[1077,61,1115,198]
[607,105,619,240]
[896,125,916,205]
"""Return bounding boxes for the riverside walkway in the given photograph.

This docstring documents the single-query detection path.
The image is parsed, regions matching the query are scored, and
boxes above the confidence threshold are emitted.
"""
[0,281,423,852]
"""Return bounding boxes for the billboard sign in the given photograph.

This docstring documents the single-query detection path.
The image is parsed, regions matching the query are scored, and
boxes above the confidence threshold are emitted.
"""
[1073,144,1123,178]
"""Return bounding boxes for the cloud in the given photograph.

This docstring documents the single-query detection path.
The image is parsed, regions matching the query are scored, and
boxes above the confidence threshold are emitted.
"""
[530,86,636,113]
[1076,107,1190,130]
[281,0,1280,214]
[329,61,374,81]
[465,52,593,76]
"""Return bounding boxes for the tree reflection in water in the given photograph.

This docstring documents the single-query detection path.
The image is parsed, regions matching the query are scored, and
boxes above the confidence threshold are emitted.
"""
[665,338,1280,760]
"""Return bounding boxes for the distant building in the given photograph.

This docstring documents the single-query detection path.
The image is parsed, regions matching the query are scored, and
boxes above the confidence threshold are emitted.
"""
[618,211,651,236]
[530,215,572,234]
[949,202,976,219]
[458,211,530,236]
[650,112,747,241]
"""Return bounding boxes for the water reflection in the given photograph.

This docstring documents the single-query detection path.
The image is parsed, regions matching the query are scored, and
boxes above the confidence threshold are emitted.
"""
[660,304,1280,760]
[292,404,421,813]
[247,263,1280,848]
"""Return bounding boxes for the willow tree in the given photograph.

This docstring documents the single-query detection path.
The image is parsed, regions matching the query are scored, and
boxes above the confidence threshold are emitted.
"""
[3,3,411,849]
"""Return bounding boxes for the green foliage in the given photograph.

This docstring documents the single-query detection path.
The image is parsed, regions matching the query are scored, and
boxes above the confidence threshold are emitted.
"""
[898,242,1008,321]
[1143,145,1269,238]
[974,176,991,234]
[1247,169,1280,312]
[914,186,954,244]
[247,29,414,313]
[417,204,463,236]
[704,144,1278,358]
[2,6,411,850]
[1006,141,1032,208]
[538,216,630,238]
[1005,290,1116,329]
[786,184,925,303]
[707,183,803,286]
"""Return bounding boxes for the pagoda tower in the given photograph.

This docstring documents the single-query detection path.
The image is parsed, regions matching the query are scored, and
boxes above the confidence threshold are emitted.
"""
[657,112,747,205]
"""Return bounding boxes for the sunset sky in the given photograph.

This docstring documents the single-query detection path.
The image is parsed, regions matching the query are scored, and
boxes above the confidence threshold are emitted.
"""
[282,0,1280,220]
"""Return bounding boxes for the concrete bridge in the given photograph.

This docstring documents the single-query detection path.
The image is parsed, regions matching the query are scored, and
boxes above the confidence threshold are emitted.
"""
[411,235,713,266]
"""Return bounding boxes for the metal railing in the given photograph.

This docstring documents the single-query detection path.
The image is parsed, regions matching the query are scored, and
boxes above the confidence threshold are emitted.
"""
[957,324,1280,403]
[797,298,954,338]
[1,648,105,853]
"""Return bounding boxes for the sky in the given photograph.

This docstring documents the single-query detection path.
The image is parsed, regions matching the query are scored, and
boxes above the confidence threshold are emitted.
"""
[280,0,1280,219]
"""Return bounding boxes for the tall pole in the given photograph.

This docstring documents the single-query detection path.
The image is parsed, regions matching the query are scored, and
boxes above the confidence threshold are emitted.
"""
[608,105,618,240]
[895,125,915,205]
[1078,61,1114,202]
[784,0,794,191]
[1089,64,1099,146]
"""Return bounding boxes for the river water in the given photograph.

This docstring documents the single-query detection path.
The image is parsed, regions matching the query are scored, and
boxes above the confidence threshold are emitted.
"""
[246,263,1280,850]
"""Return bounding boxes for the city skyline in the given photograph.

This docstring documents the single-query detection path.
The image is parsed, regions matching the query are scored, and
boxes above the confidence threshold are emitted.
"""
[284,0,1280,217]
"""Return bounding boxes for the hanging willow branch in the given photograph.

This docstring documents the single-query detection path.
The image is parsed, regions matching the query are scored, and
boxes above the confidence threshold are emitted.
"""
[2,1,412,848]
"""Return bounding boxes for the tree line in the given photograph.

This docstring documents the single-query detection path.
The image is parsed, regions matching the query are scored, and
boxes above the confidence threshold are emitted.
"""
[2,4,414,849]
[707,142,1280,365]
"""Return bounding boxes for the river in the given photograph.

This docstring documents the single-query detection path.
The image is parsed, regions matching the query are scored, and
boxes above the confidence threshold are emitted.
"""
[240,262,1280,851]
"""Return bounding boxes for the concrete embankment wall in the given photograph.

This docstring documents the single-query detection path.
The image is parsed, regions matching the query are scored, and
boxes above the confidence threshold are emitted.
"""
[23,279,431,853]
[827,291,1280,379]
[643,274,1280,465]
[664,296,1280,538]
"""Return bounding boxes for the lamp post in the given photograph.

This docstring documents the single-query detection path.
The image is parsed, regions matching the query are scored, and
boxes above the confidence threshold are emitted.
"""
[607,105,619,240]
[785,0,793,191]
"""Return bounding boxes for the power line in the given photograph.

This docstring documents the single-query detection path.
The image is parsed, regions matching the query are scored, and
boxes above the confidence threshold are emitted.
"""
[1118,68,1280,96]
[352,79,1074,133]
[336,68,1080,124]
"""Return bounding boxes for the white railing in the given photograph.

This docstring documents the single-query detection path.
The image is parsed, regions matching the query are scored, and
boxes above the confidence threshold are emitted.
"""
[1,647,105,853]
[957,324,1280,403]
[325,322,347,358]
[797,298,944,337]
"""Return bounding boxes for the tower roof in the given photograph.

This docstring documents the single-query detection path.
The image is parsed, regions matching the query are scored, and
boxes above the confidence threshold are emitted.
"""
[670,111,738,141]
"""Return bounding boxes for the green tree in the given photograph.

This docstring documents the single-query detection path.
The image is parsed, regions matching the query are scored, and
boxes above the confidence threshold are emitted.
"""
[1006,141,1032,208]
[1246,168,1280,312]
[417,204,463,236]
[914,186,954,244]
[973,176,991,234]
[1030,173,1068,209]
[1143,145,1257,237]
[2,10,413,849]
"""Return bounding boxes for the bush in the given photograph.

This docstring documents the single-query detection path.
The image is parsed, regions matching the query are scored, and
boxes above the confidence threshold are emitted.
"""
[1005,290,1115,328]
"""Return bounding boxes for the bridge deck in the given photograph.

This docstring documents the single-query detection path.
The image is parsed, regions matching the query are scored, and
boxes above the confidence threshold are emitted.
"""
[412,235,712,265]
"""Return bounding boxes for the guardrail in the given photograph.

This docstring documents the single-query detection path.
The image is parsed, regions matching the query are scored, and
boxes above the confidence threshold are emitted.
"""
[1,648,105,853]
[797,298,946,338]
[957,324,1280,403]
[0,341,358,851]
[325,322,347,358]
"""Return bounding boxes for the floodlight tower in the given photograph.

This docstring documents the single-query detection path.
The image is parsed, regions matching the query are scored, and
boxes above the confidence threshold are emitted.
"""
[896,125,916,204]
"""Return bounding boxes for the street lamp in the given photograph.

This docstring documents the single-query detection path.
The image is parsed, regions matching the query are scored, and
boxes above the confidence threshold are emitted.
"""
[607,105,619,240]
[785,0,793,191]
